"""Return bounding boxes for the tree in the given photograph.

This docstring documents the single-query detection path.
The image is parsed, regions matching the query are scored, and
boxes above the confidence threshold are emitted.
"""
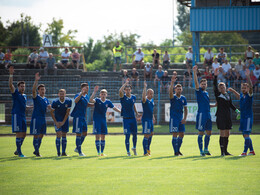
[176,2,190,32]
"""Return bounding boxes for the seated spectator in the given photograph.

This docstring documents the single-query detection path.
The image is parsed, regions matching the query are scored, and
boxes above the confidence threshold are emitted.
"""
[183,66,192,88]
[203,66,213,80]
[226,68,236,88]
[161,70,171,93]
[132,48,144,69]
[122,69,129,85]
[163,51,170,70]
[203,48,214,68]
[253,65,260,92]
[152,49,160,68]
[59,48,70,69]
[185,46,193,68]
[71,48,81,69]
[197,68,202,83]
[239,65,247,82]
[144,62,152,81]
[27,49,38,69]
[253,52,260,66]
[217,66,226,83]
[0,49,5,67]
[37,47,49,69]
[235,59,243,73]
[154,65,164,86]
[216,47,227,65]
[212,58,220,76]
[247,59,255,71]
[4,49,12,68]
[44,53,57,75]
[244,45,254,63]
[222,59,231,74]
[130,68,139,88]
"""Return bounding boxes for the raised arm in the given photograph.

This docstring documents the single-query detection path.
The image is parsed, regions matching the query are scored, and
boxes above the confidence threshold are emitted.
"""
[245,69,253,95]
[142,81,147,103]
[213,68,220,97]
[8,66,15,93]
[192,65,199,89]
[32,72,40,98]
[89,86,99,103]
[228,87,240,99]
[119,78,129,98]
[169,75,177,99]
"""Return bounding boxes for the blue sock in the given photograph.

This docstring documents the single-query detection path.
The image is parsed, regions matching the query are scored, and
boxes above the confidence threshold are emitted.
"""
[198,135,203,153]
[16,138,22,155]
[177,137,183,152]
[125,134,130,153]
[143,137,149,154]
[244,137,250,153]
[132,134,137,149]
[148,136,152,150]
[56,138,61,155]
[20,137,25,146]
[38,138,42,149]
[95,140,100,154]
[81,136,86,145]
[172,137,177,153]
[62,137,67,153]
[101,140,105,153]
[204,135,211,151]
[248,137,254,152]
[33,138,39,153]
[76,136,82,154]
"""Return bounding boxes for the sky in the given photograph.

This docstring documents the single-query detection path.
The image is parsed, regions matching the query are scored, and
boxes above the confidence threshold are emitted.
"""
[0,0,178,46]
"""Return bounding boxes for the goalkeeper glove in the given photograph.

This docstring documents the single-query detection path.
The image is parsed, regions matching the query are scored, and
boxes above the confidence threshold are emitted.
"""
[235,109,240,120]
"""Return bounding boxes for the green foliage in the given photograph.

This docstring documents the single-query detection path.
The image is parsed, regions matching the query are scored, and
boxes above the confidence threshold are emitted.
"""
[176,2,190,32]
[12,48,30,63]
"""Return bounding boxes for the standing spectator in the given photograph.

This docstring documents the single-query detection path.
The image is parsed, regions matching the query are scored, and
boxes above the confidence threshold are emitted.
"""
[130,68,139,88]
[203,66,213,80]
[212,58,220,75]
[183,66,192,88]
[185,46,193,68]
[44,53,57,75]
[217,66,226,83]
[27,49,38,69]
[216,48,227,65]
[203,48,214,68]
[244,45,254,63]
[152,49,160,68]
[253,52,260,66]
[113,41,123,72]
[226,68,236,88]
[71,48,80,69]
[239,65,247,82]
[0,49,5,67]
[122,69,129,85]
[161,70,171,93]
[163,51,170,70]
[59,48,70,69]
[222,59,231,74]
[37,47,49,69]
[4,49,12,68]
[132,48,144,69]
[144,62,153,81]
[154,65,164,86]
[247,59,255,71]
[235,59,243,73]
[253,65,260,92]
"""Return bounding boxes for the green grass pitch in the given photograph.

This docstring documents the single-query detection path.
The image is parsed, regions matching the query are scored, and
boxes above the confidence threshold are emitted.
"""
[0,133,260,194]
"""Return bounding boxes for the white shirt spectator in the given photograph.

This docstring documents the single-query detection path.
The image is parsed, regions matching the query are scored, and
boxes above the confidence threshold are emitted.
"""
[0,52,5,61]
[39,51,49,60]
[186,52,193,60]
[253,69,260,79]
[163,54,170,62]
[235,63,243,72]
[212,62,220,73]
[61,52,70,61]
[222,62,231,73]
[133,51,144,61]
[145,64,151,72]
[29,52,38,60]
[204,51,214,60]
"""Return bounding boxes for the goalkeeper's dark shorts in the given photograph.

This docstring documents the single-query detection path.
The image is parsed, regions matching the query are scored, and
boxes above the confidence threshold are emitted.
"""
[216,116,232,130]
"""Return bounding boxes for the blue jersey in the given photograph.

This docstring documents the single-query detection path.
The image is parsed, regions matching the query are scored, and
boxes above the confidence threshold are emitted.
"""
[93,98,114,119]
[120,94,136,118]
[195,88,210,113]
[32,95,50,118]
[170,95,187,120]
[142,98,154,120]
[240,93,253,119]
[51,97,72,121]
[11,89,27,117]
[71,93,89,118]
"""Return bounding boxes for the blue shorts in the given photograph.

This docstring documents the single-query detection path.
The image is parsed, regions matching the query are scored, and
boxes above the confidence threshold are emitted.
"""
[239,117,253,135]
[72,117,87,134]
[30,117,46,135]
[12,114,27,133]
[169,118,185,133]
[123,118,137,135]
[61,59,69,64]
[142,120,154,134]
[196,112,212,131]
[93,118,107,135]
[55,120,69,133]
[114,57,121,64]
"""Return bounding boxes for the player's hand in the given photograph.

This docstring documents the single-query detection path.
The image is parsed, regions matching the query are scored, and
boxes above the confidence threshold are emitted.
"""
[94,86,99,93]
[9,66,14,75]
[245,68,250,77]
[144,81,147,88]
[193,65,197,72]
[59,121,65,127]
[125,78,130,84]
[35,72,40,81]
[153,118,156,124]
[55,122,61,129]
[171,75,177,82]
[181,119,186,124]
[227,87,233,92]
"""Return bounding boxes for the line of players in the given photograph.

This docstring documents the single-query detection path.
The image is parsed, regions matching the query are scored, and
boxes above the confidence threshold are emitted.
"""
[9,64,255,157]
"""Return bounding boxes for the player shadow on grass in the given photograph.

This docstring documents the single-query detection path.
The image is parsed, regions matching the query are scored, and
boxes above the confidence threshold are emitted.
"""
[0,156,35,162]
[148,155,178,160]
[97,155,144,160]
